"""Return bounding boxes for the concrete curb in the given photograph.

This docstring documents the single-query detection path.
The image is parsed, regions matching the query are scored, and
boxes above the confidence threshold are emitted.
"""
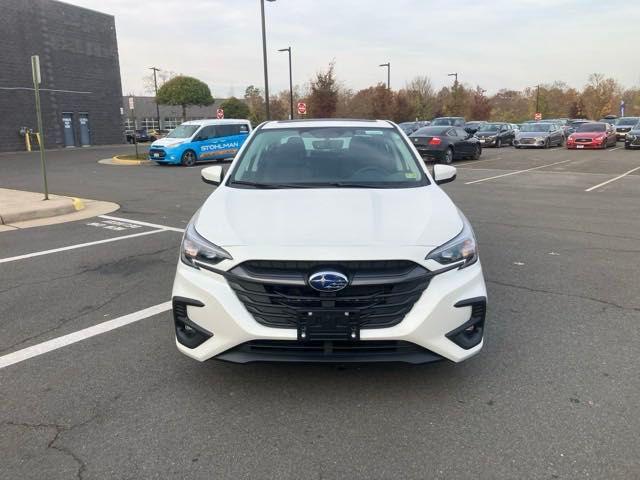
[112,154,152,166]
[0,197,80,225]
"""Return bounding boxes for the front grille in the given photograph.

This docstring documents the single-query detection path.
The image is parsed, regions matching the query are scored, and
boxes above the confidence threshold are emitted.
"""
[519,137,535,144]
[218,339,443,363]
[149,148,166,158]
[575,138,592,143]
[227,260,431,329]
[617,128,631,133]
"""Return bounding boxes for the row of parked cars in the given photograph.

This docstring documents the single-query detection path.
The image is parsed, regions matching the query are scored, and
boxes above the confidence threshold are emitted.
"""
[401,115,640,162]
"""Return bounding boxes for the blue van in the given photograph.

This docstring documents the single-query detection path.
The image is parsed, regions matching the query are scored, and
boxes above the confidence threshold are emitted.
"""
[148,119,252,166]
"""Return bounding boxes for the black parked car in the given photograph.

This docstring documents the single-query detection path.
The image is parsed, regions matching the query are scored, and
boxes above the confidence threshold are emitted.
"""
[409,126,481,164]
[463,121,487,134]
[624,122,640,149]
[474,122,515,147]
[125,128,151,143]
[614,117,640,141]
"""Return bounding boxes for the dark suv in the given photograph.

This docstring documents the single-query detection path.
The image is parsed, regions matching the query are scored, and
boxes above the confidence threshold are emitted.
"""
[614,117,640,141]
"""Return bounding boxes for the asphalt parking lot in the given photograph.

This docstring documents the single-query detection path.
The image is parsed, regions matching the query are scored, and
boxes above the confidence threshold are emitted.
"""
[1,143,639,479]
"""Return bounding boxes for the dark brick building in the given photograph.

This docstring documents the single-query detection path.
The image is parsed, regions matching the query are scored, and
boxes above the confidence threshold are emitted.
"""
[0,0,123,152]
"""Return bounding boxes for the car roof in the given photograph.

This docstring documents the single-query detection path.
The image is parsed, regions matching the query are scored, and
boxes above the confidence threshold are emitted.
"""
[260,119,393,129]
[181,119,251,126]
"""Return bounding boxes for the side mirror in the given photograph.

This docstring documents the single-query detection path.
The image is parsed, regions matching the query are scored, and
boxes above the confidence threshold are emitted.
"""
[433,164,457,185]
[201,165,224,186]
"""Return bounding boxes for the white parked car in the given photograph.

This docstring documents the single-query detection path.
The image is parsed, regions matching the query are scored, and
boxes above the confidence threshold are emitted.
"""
[172,119,487,364]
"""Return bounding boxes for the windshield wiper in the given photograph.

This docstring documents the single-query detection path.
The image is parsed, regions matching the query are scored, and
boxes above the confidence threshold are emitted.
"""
[229,180,316,189]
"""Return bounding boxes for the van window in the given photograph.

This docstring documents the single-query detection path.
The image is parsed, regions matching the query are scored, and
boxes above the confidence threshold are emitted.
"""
[197,126,217,140]
[217,124,245,137]
[239,124,250,133]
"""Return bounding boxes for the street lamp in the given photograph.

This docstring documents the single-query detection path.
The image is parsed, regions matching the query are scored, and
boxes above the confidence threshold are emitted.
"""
[278,47,293,119]
[379,62,390,89]
[260,0,277,120]
[149,67,161,129]
[448,72,458,84]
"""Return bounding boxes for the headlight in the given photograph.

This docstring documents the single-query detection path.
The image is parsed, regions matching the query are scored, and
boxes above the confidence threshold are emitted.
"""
[181,221,232,269]
[426,212,478,269]
[627,134,636,140]
[535,136,545,142]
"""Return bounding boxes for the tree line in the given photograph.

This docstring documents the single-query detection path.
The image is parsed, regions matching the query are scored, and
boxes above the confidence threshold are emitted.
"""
[147,65,640,124]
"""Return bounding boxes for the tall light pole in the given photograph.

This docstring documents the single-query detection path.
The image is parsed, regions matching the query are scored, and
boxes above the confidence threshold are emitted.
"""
[448,73,459,115]
[260,0,276,120]
[536,84,540,113]
[278,47,293,119]
[379,62,390,89]
[150,67,161,129]
[448,72,458,84]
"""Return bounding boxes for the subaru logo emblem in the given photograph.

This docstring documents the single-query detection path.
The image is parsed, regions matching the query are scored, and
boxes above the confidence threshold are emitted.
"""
[308,271,348,292]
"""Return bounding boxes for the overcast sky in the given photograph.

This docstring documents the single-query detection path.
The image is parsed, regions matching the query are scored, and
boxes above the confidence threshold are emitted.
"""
[68,0,640,97]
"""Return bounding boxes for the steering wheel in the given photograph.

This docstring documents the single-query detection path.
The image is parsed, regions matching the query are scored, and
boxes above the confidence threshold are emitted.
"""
[352,165,390,178]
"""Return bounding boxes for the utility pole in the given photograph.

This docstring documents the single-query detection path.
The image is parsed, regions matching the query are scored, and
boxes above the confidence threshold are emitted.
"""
[150,67,161,129]
[536,84,540,113]
[260,0,277,120]
[278,47,293,119]
[448,73,459,115]
[379,62,391,89]
[31,55,49,200]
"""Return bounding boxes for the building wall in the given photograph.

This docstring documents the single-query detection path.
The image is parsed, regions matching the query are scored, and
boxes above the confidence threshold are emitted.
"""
[0,0,123,152]
[121,97,232,131]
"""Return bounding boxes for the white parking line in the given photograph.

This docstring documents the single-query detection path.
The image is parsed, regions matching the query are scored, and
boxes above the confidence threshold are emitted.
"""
[0,229,166,264]
[464,159,573,185]
[0,302,172,369]
[99,215,185,233]
[585,166,640,192]
[609,147,622,152]
[455,156,503,167]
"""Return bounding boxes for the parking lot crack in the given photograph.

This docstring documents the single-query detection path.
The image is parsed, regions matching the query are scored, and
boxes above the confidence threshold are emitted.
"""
[1,420,86,479]
[0,289,131,354]
[487,279,640,312]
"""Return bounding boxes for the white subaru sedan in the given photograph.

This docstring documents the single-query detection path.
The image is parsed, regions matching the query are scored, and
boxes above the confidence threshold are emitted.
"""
[171,119,487,364]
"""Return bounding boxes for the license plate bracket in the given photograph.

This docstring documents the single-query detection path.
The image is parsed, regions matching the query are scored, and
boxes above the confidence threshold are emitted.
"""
[298,310,360,342]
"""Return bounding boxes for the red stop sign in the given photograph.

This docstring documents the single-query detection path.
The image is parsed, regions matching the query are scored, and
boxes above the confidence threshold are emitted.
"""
[297,102,307,115]
[216,108,224,119]
[534,112,542,121]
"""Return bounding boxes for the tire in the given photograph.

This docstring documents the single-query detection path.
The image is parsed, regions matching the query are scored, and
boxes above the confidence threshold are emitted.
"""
[181,150,197,167]
[514,145,520,149]
[443,147,454,165]
[472,145,481,160]
[496,138,502,148]
[544,139,550,149]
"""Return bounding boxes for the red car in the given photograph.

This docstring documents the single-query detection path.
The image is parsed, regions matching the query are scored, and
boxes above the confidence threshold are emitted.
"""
[566,122,617,149]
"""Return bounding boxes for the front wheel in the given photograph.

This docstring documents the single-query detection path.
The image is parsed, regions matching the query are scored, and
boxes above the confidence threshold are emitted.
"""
[496,138,502,148]
[472,145,481,160]
[181,150,197,167]
[544,139,550,149]
[442,147,454,165]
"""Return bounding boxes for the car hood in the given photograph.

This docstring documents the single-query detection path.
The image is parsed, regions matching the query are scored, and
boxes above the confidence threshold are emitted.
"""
[570,132,603,138]
[476,131,499,137]
[151,137,188,148]
[517,131,549,138]
[195,186,463,248]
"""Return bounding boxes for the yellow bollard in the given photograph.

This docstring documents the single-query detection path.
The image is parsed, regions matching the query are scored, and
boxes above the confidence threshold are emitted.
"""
[25,132,32,152]
[35,132,41,149]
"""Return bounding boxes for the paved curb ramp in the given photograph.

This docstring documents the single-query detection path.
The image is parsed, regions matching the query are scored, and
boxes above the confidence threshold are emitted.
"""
[0,188,83,225]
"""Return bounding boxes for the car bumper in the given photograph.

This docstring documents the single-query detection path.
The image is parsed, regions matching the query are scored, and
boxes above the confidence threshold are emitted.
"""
[171,255,487,364]
[477,138,497,146]
[616,132,629,140]
[513,139,545,148]
[567,142,601,149]
[416,148,446,161]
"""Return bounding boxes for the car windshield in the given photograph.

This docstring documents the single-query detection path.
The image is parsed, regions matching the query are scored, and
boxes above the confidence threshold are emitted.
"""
[478,124,501,132]
[576,123,606,132]
[616,118,639,126]
[521,123,551,132]
[166,124,200,139]
[431,118,455,126]
[228,127,428,189]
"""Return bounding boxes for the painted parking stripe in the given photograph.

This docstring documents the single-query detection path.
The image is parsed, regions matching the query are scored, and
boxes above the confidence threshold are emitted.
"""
[0,229,166,264]
[0,302,172,370]
[464,159,573,185]
[585,166,640,192]
[455,156,503,167]
[608,146,622,152]
[99,215,185,233]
